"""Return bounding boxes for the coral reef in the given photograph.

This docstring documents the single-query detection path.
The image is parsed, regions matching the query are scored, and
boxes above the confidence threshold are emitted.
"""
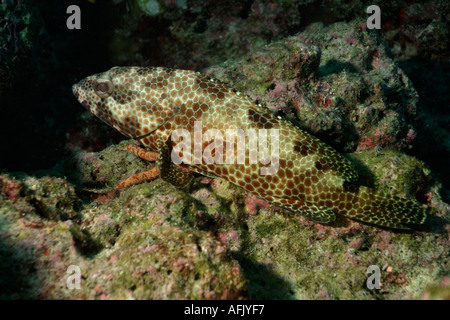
[0,141,249,299]
[207,20,422,154]
[0,0,448,300]
[1,140,448,299]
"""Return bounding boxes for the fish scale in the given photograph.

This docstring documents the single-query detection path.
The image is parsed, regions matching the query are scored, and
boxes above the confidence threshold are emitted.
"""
[73,66,426,229]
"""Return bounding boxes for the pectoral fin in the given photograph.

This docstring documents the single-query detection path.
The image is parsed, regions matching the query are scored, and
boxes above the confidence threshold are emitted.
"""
[156,139,195,191]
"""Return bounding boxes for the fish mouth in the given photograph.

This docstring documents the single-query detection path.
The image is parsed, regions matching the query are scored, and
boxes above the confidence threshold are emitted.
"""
[72,83,80,99]
[72,82,91,111]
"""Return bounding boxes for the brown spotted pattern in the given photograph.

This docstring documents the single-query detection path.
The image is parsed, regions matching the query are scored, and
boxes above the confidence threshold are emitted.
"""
[73,67,426,229]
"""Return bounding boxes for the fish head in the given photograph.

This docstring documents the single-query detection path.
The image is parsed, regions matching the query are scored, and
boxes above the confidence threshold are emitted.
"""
[72,66,177,139]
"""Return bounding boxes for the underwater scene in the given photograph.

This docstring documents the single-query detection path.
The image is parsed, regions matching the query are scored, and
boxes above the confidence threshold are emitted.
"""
[0,0,448,300]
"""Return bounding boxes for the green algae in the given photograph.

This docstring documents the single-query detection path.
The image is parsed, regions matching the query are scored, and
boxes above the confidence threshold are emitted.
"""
[136,0,161,16]
[0,137,447,299]
[347,148,429,196]
[0,164,249,299]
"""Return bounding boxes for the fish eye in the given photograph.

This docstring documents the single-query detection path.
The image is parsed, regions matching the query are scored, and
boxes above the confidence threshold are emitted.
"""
[94,75,113,98]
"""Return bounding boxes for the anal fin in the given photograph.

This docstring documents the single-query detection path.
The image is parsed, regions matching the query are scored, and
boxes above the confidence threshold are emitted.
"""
[157,139,194,191]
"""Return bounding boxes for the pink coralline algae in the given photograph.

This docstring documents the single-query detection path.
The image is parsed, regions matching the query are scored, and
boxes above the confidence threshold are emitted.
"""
[0,175,22,202]
[245,194,269,214]
[357,129,392,152]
